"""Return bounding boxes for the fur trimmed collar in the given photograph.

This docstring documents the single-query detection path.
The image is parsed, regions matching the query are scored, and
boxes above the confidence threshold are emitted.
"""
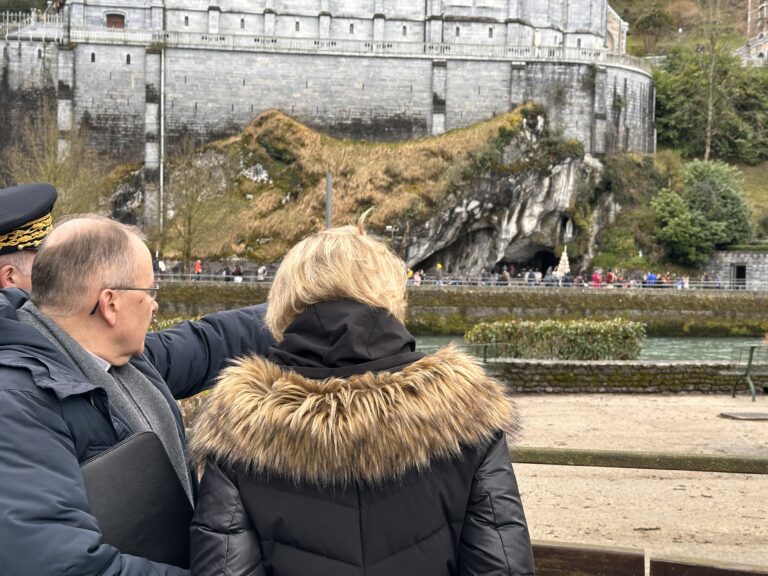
[191,345,517,486]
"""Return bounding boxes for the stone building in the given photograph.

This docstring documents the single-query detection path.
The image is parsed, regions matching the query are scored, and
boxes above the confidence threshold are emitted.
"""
[746,0,768,63]
[706,250,768,290]
[2,1,653,174]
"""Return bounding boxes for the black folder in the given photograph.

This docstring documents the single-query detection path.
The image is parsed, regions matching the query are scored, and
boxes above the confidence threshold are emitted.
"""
[81,431,193,568]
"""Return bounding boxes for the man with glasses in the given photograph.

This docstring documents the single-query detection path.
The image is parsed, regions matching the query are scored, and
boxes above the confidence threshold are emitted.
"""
[0,215,272,575]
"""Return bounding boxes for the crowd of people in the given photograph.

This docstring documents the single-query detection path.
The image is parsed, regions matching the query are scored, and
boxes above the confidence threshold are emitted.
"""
[400,264,728,290]
[0,183,533,576]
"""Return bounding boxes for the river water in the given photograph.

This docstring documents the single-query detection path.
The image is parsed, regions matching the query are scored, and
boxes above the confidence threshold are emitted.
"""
[415,336,765,361]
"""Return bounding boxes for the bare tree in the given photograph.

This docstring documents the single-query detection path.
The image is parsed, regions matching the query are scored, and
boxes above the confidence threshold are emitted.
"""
[1,97,111,216]
[699,0,729,161]
[163,137,244,271]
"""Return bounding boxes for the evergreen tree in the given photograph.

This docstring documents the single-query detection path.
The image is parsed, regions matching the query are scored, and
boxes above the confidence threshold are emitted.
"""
[655,43,768,164]
[652,160,753,266]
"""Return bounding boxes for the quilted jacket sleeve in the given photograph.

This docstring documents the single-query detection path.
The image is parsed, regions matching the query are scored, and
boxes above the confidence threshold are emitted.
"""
[143,304,273,399]
[458,432,534,576]
[191,460,266,576]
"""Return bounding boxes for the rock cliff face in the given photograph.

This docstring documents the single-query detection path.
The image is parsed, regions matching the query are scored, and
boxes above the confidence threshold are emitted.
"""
[403,142,612,275]
[108,109,620,273]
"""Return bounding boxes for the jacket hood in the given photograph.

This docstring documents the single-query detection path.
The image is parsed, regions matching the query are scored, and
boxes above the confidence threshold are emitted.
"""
[191,345,518,486]
[268,300,423,379]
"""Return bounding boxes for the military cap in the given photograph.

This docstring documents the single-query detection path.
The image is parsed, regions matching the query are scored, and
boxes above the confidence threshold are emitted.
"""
[0,183,57,256]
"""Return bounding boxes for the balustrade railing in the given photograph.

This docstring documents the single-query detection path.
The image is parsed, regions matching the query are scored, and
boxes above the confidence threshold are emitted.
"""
[2,11,64,41]
[62,25,652,72]
[2,11,652,73]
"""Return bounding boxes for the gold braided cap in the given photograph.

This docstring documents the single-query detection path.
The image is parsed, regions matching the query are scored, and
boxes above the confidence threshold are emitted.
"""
[0,213,53,252]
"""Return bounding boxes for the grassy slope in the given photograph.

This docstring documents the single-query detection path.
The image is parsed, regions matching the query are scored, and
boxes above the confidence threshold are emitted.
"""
[213,108,529,261]
[612,0,748,54]
[740,162,768,231]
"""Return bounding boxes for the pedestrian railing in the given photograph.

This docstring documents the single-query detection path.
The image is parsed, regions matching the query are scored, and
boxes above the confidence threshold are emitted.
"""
[728,344,768,402]
[156,272,768,292]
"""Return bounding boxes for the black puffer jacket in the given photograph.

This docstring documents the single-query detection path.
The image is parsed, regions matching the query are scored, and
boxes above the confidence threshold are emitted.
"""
[190,300,533,576]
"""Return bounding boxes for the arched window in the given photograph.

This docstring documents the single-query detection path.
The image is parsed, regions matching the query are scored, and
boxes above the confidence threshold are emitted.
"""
[402,25,407,37]
[184,15,189,27]
[349,22,354,34]
[489,27,493,39]
[37,48,42,58]
[577,38,582,48]
[240,18,245,29]
[455,26,460,38]
[91,52,96,63]
[126,54,131,65]
[295,21,300,32]
[105,13,125,28]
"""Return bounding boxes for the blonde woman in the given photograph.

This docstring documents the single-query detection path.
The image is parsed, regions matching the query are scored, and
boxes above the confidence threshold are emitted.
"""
[190,223,534,576]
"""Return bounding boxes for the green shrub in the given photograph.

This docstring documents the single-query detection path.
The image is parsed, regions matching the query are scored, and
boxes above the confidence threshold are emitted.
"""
[149,316,201,332]
[465,318,646,360]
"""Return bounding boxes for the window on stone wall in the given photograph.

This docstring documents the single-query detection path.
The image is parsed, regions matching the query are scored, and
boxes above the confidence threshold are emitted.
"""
[455,26,460,38]
[489,27,493,38]
[105,13,125,28]
[184,15,189,27]
[126,54,131,65]
[349,22,354,34]
[402,25,407,37]
[241,18,245,29]
[37,49,42,58]
[91,52,95,63]
[577,38,582,48]
[295,21,300,32]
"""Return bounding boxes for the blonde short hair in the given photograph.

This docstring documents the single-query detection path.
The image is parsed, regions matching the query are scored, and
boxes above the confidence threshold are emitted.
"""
[266,224,407,341]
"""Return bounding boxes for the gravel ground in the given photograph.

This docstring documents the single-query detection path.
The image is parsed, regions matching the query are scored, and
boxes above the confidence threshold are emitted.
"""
[511,394,768,568]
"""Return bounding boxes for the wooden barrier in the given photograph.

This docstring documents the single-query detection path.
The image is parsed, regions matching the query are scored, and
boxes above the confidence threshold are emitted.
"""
[532,542,768,576]
[512,447,768,475]
[533,541,644,576]
[651,557,768,576]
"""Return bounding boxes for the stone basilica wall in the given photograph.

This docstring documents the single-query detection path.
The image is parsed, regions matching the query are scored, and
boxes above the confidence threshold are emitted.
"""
[158,50,653,155]
[0,41,58,156]
[1,0,653,170]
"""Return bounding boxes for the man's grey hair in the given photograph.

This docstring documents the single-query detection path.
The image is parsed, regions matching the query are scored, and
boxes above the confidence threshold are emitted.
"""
[32,214,146,314]
[0,251,34,276]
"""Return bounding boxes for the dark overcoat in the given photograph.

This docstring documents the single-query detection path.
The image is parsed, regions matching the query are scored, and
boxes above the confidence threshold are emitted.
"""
[0,288,272,576]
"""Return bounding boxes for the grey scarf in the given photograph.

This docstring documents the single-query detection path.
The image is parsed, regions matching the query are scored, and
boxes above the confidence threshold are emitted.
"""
[18,301,193,504]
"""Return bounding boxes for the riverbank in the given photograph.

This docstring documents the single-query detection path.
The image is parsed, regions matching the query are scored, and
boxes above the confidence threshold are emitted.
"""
[513,394,768,566]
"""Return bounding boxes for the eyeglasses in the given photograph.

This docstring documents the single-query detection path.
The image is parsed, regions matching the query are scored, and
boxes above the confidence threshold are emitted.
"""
[89,284,160,315]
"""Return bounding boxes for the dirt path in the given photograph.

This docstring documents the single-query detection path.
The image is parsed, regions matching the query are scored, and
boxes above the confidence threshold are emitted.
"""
[511,394,768,568]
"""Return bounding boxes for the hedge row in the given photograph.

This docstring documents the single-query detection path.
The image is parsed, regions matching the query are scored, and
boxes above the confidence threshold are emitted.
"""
[465,318,646,360]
